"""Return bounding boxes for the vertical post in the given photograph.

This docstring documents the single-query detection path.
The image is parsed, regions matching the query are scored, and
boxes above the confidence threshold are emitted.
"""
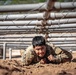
[46,0,56,10]
[45,33,49,42]
[3,43,6,60]
[43,0,56,41]
[9,48,12,60]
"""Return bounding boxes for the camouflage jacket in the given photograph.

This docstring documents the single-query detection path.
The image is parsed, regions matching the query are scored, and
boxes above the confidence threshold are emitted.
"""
[21,43,72,65]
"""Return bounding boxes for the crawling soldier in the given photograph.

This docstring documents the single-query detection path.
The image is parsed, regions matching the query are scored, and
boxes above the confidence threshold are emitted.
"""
[21,36,72,65]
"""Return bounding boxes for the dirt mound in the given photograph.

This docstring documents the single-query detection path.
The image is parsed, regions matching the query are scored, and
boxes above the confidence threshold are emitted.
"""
[0,59,76,75]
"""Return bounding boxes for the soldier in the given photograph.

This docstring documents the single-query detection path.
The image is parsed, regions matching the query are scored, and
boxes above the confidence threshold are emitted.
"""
[21,36,72,66]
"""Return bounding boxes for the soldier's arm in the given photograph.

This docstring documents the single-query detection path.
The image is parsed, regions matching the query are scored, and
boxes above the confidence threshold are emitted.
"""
[55,47,72,62]
[21,46,34,66]
[52,47,72,63]
[47,43,72,63]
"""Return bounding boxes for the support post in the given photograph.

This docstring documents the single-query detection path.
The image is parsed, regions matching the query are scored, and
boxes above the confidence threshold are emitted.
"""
[9,48,12,60]
[3,43,6,60]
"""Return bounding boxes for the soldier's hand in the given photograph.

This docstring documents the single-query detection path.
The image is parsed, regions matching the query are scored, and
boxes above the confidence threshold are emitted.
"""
[40,58,46,64]
[47,55,56,61]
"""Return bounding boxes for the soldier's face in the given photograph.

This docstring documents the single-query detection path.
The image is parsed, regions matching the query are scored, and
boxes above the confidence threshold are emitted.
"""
[33,45,46,57]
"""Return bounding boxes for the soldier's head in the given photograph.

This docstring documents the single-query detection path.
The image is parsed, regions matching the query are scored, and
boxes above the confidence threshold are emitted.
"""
[32,36,46,57]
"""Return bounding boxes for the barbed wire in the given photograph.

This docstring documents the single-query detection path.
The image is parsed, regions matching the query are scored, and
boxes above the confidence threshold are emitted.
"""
[0,0,76,50]
[0,2,46,49]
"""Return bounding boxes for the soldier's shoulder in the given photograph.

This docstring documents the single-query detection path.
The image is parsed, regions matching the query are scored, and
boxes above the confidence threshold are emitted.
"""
[26,45,33,51]
[46,43,53,52]
[46,43,54,49]
[25,45,34,54]
[46,43,55,48]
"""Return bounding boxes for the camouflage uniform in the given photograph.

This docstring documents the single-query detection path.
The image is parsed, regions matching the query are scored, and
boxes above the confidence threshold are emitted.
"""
[21,43,72,65]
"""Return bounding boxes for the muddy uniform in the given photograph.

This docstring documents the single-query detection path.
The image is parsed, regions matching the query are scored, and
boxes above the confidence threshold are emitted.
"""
[21,43,72,65]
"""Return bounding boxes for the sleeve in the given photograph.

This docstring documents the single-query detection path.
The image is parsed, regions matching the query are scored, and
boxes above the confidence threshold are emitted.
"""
[54,47,73,63]
[21,46,34,66]
[48,43,72,63]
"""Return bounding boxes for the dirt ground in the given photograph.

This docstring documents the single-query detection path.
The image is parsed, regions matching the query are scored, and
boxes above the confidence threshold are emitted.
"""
[0,53,76,75]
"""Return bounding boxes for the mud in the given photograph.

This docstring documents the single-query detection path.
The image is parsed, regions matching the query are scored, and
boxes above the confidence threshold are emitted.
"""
[0,59,76,75]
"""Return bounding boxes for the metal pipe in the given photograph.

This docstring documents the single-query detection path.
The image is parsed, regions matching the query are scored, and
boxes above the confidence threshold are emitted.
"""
[6,46,28,48]
[0,28,76,34]
[48,38,76,40]
[0,33,75,37]
[48,23,76,28]
[58,47,76,51]
[6,47,28,49]
[0,20,42,26]
[48,28,76,32]
[0,35,38,38]
[7,45,30,48]
[0,31,38,34]
[4,46,76,51]
[0,38,75,42]
[48,42,76,44]
[0,2,76,12]
[7,43,31,46]
[48,40,76,42]
[0,35,37,39]
[49,12,76,19]
[48,33,76,37]
[0,24,76,29]
[0,3,46,12]
[0,28,75,31]
[0,39,32,42]
[2,42,76,46]
[0,13,44,21]
[0,41,75,44]
[0,42,30,43]
[49,27,76,30]
[2,43,75,50]
[6,44,76,47]
[55,44,76,47]
[54,2,76,9]
[0,18,76,26]
[0,42,74,47]
[47,18,76,25]
[5,42,76,45]
[0,42,76,46]
[0,42,76,51]
[0,42,75,51]
[8,30,76,34]
[0,12,76,21]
